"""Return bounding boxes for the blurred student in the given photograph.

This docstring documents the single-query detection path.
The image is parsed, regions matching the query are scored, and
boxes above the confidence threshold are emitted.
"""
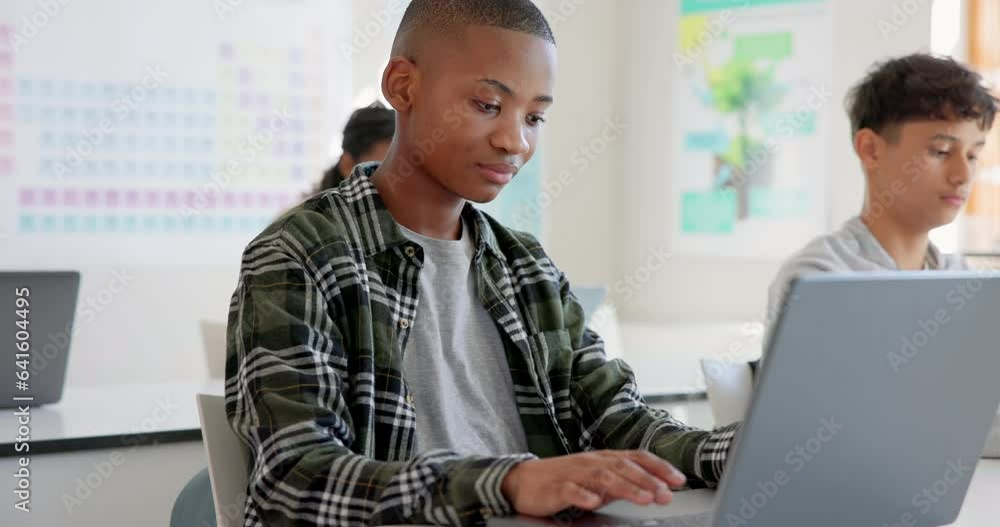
[316,102,395,191]
[765,53,1000,458]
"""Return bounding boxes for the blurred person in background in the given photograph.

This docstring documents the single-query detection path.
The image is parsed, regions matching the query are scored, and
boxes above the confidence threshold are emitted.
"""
[316,102,395,191]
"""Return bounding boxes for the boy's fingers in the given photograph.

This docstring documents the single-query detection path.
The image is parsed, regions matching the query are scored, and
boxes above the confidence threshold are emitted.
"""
[610,458,673,501]
[587,468,654,505]
[561,482,602,511]
[625,450,687,488]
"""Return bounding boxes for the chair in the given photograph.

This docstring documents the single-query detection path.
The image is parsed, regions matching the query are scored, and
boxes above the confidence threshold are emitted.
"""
[170,467,216,527]
[699,358,757,426]
[196,393,248,527]
[200,321,227,379]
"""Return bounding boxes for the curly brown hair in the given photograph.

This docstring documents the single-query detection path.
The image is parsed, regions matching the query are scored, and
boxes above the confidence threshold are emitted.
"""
[845,53,998,141]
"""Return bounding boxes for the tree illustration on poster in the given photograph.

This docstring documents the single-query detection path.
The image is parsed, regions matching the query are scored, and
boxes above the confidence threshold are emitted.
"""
[706,57,785,220]
[672,0,831,258]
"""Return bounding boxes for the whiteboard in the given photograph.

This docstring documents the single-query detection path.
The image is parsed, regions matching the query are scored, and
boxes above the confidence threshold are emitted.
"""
[0,0,353,268]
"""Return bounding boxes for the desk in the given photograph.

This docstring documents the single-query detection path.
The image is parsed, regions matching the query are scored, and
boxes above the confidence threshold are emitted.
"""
[584,460,1000,526]
[1,382,219,527]
[952,459,1000,525]
[7,392,996,526]
[621,322,762,397]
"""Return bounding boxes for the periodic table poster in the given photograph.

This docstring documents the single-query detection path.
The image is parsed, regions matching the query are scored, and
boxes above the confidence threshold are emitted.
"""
[0,0,352,267]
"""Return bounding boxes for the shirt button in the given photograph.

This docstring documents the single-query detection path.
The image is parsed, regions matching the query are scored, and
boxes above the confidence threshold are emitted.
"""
[399,319,410,329]
[404,246,416,257]
[406,394,414,404]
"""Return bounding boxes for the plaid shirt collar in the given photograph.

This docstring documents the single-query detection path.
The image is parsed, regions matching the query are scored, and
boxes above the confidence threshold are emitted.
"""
[344,161,505,265]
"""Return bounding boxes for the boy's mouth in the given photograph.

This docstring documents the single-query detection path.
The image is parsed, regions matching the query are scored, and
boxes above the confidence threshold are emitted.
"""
[476,163,518,184]
[940,194,967,207]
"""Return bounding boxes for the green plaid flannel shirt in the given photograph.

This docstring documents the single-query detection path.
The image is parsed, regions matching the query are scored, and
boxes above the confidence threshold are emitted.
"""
[225,163,740,526]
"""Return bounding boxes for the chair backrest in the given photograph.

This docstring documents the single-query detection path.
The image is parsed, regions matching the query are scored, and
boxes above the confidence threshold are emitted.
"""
[199,321,228,379]
[700,358,755,426]
[196,393,248,527]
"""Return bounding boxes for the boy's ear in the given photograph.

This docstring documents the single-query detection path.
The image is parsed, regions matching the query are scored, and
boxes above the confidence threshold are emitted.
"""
[854,128,884,173]
[382,57,418,113]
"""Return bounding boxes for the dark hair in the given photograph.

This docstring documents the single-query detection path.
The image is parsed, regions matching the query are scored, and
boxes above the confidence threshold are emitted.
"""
[846,53,998,140]
[341,102,395,160]
[318,103,395,191]
[393,0,555,59]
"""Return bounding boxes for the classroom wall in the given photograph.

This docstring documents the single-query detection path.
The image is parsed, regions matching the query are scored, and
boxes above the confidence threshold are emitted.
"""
[59,0,940,387]
[60,265,234,387]
[530,0,624,292]
[62,0,627,388]
[57,4,358,389]
[617,0,935,324]
[347,0,399,111]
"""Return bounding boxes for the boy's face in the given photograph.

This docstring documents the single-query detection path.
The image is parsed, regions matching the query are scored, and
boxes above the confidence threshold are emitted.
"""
[867,119,988,231]
[407,26,556,203]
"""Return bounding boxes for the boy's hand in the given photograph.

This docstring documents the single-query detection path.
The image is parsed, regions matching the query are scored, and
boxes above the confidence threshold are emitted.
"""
[500,450,687,518]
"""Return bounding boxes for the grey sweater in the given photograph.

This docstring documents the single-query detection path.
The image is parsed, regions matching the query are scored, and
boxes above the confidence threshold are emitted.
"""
[765,216,1000,459]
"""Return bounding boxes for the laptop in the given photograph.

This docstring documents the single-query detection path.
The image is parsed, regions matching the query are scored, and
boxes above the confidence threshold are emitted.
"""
[0,271,80,408]
[492,272,1000,526]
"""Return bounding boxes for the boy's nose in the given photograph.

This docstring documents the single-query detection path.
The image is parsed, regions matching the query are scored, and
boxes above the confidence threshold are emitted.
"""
[490,119,530,156]
[948,157,973,186]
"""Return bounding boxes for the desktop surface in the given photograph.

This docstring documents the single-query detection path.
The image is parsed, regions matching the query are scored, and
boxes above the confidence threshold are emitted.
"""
[487,460,1000,526]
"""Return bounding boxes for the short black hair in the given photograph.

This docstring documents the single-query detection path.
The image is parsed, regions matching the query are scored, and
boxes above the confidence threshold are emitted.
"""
[340,102,395,160]
[846,53,998,140]
[392,0,555,60]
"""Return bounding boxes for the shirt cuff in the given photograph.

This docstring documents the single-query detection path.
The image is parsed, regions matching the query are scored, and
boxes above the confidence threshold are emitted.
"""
[473,453,538,520]
[694,422,742,485]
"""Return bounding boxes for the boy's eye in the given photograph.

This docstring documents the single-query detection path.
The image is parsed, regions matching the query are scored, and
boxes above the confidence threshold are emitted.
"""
[527,114,546,126]
[931,149,950,158]
[475,100,500,113]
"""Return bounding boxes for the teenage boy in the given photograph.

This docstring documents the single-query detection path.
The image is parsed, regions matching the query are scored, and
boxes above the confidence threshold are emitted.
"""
[765,53,1000,459]
[226,1,739,525]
